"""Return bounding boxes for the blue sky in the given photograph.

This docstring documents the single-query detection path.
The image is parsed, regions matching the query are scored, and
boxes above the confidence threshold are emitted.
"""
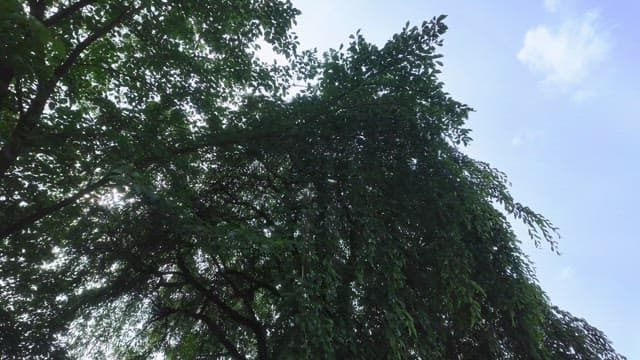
[291,0,639,357]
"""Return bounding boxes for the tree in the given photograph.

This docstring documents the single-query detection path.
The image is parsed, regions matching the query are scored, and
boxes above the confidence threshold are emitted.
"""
[0,2,626,359]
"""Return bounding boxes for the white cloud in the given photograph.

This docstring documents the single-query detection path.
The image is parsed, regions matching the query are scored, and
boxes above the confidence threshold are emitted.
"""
[544,0,559,13]
[517,11,609,92]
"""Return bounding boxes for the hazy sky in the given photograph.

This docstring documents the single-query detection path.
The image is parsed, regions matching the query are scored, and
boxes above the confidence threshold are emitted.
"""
[291,0,639,357]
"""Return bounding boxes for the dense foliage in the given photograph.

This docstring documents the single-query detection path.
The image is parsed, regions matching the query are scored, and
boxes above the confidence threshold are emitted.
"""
[0,1,626,359]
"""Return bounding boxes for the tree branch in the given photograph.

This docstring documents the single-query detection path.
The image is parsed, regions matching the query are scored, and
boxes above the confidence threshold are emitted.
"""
[28,0,46,22]
[176,255,269,359]
[15,77,24,116]
[222,268,279,297]
[185,309,247,360]
[54,7,132,79]
[0,174,111,238]
[0,7,134,179]
[43,0,97,27]
[175,255,255,329]
[0,131,263,238]
[0,62,13,105]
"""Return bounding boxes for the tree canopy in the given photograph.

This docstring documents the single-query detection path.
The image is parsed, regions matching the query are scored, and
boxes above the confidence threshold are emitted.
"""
[0,1,626,359]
